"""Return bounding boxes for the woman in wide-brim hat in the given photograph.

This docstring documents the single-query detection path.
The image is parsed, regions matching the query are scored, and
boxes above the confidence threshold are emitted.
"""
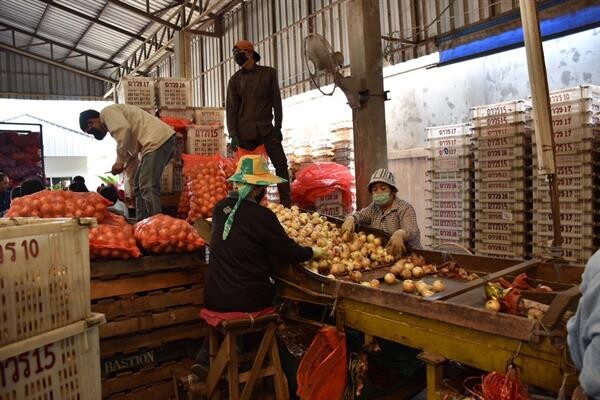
[203,154,325,313]
[340,168,421,256]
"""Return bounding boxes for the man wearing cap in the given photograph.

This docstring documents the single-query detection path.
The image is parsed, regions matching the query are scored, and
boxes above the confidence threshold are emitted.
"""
[341,168,421,256]
[79,104,176,220]
[226,39,292,207]
[204,154,325,312]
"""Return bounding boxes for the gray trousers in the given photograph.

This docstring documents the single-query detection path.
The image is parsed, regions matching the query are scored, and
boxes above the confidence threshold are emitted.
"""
[134,135,176,220]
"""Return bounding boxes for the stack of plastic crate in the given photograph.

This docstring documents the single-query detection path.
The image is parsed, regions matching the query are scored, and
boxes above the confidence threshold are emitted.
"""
[425,123,473,250]
[472,100,532,259]
[532,85,600,264]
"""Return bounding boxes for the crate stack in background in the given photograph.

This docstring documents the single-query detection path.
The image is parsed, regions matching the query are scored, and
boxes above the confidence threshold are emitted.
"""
[0,218,104,400]
[472,100,532,259]
[532,85,600,265]
[330,122,356,212]
[425,123,473,250]
[116,76,156,113]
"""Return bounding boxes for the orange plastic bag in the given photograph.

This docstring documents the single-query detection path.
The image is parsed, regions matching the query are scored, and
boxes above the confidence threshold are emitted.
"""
[182,154,229,222]
[291,162,353,210]
[297,327,347,400]
[6,190,112,222]
[134,214,205,254]
[177,181,190,218]
[89,219,141,260]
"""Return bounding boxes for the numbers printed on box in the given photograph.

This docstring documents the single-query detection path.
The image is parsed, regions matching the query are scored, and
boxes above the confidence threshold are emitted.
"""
[0,344,56,387]
[0,239,40,264]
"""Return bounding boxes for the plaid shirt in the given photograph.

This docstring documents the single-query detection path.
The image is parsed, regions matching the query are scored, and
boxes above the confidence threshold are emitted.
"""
[353,197,422,249]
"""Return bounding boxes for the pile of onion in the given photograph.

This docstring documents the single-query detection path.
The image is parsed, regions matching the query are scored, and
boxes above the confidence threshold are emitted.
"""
[89,221,141,260]
[182,155,228,222]
[134,214,206,254]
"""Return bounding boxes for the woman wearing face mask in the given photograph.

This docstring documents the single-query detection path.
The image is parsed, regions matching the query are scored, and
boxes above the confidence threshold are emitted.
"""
[341,169,421,257]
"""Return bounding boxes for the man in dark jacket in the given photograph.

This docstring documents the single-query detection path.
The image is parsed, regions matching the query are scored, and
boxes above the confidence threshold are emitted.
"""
[204,154,323,312]
[226,39,291,207]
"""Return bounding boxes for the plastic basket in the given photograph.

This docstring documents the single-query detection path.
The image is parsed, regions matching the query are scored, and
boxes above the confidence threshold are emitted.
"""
[475,158,527,171]
[551,113,600,129]
[429,209,469,220]
[532,244,592,265]
[474,134,528,149]
[0,218,92,347]
[427,199,471,212]
[315,190,343,207]
[0,313,104,399]
[472,112,531,128]
[475,168,527,182]
[429,143,472,159]
[477,231,526,245]
[429,156,471,171]
[476,179,528,191]
[430,180,468,192]
[475,221,527,234]
[193,108,225,126]
[533,233,595,251]
[157,78,192,109]
[472,123,532,139]
[426,123,472,139]
[533,211,595,226]
[474,244,527,259]
[534,175,594,190]
[427,135,471,149]
[470,100,531,119]
[548,85,600,104]
[533,197,597,212]
[316,203,346,217]
[185,125,225,155]
[534,222,595,238]
[550,99,600,116]
[533,187,595,203]
[427,170,471,182]
[158,108,194,121]
[476,146,528,161]
[548,126,600,144]
[475,210,527,224]
[428,217,471,230]
[116,77,156,108]
[475,199,527,212]
[429,190,470,201]
[532,138,598,155]
[476,189,526,202]
[428,227,470,241]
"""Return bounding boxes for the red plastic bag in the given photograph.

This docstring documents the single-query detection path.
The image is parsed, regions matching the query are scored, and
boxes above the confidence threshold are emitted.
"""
[297,327,347,400]
[291,162,354,210]
[89,219,141,260]
[182,154,228,222]
[6,190,111,222]
[134,214,205,254]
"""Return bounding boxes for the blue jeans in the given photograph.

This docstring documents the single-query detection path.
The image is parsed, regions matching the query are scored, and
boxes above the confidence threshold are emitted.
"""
[134,135,176,220]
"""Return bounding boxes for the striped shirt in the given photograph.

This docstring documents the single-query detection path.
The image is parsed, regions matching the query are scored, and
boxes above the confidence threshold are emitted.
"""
[353,197,422,249]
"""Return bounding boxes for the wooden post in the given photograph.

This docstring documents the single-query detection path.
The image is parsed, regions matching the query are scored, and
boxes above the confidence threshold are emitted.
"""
[518,0,562,252]
[347,0,388,208]
[418,352,446,400]
[174,30,191,79]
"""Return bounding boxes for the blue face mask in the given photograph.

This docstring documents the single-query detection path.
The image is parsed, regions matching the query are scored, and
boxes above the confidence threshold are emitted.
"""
[373,192,390,206]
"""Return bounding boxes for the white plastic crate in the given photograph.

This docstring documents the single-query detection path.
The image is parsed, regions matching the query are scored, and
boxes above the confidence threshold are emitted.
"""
[0,218,92,347]
[0,313,104,399]
[185,125,226,155]
[472,113,531,128]
[549,85,600,104]
[159,108,194,121]
[430,180,467,192]
[476,190,526,203]
[551,113,600,129]
[477,231,526,245]
[549,127,600,144]
[315,190,343,207]
[476,179,528,191]
[429,219,470,231]
[316,203,346,217]
[193,107,225,126]
[535,223,594,237]
[160,162,174,193]
[534,175,593,190]
[475,243,526,259]
[475,158,526,171]
[430,190,468,201]
[472,123,532,139]
[429,209,468,220]
[475,221,526,234]
[533,187,595,202]
[429,144,471,158]
[532,138,598,155]
[427,135,471,148]
[533,211,595,226]
[533,233,595,251]
[471,100,531,119]
[428,199,471,211]
[474,134,528,149]
[331,127,353,142]
[428,227,470,242]
[475,168,527,182]
[476,210,527,224]
[550,99,600,116]
[476,146,527,161]
[429,156,471,171]
[426,123,471,139]
[532,153,597,168]
[427,171,470,181]
[532,244,592,265]
[533,197,596,212]
[116,77,156,108]
[157,78,192,109]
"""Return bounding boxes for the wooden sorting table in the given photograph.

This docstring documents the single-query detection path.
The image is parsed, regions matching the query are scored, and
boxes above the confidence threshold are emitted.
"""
[91,253,207,400]
[275,250,583,399]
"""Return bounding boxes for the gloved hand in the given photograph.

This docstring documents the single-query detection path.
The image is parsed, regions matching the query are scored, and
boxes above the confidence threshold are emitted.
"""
[230,137,239,152]
[311,246,326,259]
[273,126,283,141]
[385,229,408,257]
[341,216,355,237]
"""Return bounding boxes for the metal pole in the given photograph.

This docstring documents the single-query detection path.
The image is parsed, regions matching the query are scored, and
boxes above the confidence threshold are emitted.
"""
[518,0,562,255]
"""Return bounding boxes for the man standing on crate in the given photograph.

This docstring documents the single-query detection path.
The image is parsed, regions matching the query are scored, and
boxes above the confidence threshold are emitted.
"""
[226,39,292,207]
[79,105,176,220]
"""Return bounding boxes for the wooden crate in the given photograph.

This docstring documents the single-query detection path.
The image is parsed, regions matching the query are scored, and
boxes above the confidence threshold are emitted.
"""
[91,253,207,399]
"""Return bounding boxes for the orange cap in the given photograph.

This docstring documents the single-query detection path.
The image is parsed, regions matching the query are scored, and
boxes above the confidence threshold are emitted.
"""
[234,39,254,52]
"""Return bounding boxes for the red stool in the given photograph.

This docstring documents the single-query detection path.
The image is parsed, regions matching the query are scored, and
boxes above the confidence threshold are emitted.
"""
[200,307,289,400]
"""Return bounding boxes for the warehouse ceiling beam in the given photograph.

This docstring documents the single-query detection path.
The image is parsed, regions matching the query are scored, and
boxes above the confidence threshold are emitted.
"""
[37,0,147,42]
[0,42,116,83]
[0,21,119,67]
[25,3,50,49]
[106,0,182,30]
[57,3,110,63]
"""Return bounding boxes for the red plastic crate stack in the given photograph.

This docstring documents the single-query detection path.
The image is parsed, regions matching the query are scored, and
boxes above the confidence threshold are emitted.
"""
[532,85,600,265]
[472,100,533,259]
[425,123,473,250]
